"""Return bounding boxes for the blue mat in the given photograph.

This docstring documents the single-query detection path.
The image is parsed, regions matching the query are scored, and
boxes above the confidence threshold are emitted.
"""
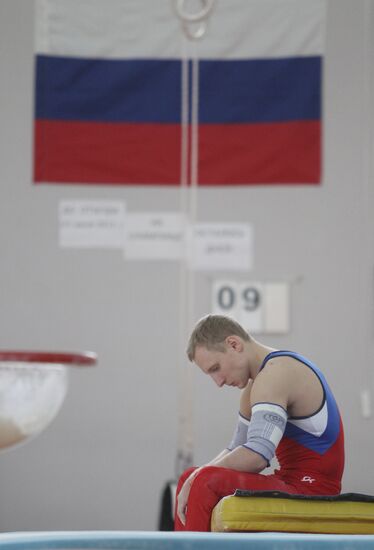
[0,532,373,549]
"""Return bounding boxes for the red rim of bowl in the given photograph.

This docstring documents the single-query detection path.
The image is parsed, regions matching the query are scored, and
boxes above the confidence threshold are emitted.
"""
[0,351,97,366]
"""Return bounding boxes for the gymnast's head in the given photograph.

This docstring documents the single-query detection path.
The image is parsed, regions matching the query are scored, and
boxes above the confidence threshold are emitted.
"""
[187,314,251,361]
[187,315,252,389]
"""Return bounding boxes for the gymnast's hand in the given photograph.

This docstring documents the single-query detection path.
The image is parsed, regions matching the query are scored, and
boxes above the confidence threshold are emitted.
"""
[177,468,201,525]
[176,477,191,525]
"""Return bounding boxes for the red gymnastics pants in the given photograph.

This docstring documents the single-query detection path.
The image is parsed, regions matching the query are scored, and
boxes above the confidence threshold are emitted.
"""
[174,466,304,532]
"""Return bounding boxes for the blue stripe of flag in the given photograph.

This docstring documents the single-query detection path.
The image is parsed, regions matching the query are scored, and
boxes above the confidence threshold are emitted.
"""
[200,57,321,123]
[35,55,182,123]
[35,55,321,124]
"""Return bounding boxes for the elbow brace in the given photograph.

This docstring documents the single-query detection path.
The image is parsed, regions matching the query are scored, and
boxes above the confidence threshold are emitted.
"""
[227,413,251,451]
[243,403,287,465]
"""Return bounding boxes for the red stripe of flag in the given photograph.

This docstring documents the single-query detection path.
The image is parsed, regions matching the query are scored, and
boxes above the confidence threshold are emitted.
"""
[199,121,321,185]
[34,120,182,185]
[34,119,320,185]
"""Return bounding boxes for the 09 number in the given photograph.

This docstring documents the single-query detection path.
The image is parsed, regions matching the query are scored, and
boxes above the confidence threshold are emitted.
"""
[217,285,261,312]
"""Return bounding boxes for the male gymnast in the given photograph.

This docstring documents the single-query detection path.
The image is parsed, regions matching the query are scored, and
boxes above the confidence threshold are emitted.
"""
[175,314,344,531]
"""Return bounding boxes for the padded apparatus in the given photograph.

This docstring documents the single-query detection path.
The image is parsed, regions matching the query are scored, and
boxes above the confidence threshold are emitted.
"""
[211,491,374,534]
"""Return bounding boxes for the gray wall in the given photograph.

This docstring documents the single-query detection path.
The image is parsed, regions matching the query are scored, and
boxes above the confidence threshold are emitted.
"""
[0,0,373,532]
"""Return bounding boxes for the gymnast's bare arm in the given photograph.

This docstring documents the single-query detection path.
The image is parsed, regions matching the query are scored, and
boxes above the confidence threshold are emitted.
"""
[211,365,289,472]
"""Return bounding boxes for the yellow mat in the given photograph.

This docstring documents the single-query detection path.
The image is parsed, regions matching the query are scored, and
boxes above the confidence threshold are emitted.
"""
[211,491,374,534]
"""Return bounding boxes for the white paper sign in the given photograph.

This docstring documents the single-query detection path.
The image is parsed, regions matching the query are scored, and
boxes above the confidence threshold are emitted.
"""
[188,223,253,271]
[124,212,186,260]
[264,283,290,333]
[59,200,126,248]
[212,280,290,334]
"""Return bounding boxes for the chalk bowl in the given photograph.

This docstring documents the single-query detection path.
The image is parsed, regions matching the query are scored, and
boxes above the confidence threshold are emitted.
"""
[0,351,97,451]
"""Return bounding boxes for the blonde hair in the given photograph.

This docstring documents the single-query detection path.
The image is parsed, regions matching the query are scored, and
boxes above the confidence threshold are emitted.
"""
[186,314,250,361]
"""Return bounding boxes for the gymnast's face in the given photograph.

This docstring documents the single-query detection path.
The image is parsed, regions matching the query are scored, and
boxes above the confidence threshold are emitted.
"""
[194,336,250,389]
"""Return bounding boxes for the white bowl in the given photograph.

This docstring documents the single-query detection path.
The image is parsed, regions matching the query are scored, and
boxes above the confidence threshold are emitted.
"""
[0,362,68,450]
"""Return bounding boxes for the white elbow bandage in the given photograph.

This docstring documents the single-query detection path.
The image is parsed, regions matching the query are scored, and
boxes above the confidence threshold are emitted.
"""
[227,413,251,451]
[243,403,288,465]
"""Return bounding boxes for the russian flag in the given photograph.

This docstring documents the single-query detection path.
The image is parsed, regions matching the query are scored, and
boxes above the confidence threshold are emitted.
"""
[34,0,326,186]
